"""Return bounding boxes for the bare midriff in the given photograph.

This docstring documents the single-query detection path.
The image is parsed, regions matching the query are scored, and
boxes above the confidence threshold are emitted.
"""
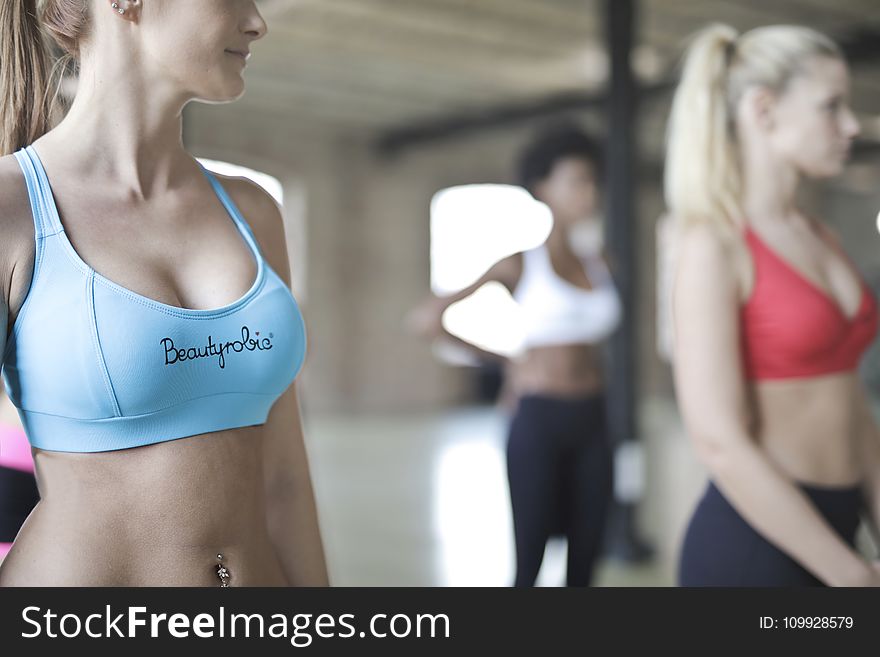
[0,425,288,586]
[508,346,863,488]
[509,343,605,399]
[747,371,863,487]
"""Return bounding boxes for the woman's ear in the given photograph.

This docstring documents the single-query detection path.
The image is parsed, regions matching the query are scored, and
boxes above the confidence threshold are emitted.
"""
[108,0,141,23]
[740,85,778,134]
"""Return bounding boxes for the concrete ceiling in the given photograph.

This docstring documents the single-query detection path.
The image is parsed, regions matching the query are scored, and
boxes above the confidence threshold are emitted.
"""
[229,0,880,146]
[249,0,603,128]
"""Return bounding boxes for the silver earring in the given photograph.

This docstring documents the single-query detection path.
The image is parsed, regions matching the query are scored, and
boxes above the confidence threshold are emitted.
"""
[111,2,124,14]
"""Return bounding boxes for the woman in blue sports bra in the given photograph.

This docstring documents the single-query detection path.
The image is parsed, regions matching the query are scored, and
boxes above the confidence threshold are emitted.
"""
[0,0,327,586]
[410,124,622,586]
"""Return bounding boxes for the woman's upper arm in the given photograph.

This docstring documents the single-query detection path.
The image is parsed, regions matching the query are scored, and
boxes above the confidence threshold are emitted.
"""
[490,252,523,294]
[221,176,309,482]
[0,166,22,434]
[1,154,42,356]
[672,224,751,463]
[449,253,523,303]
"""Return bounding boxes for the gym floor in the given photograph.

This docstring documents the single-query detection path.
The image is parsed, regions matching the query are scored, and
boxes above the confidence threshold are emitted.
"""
[306,398,705,587]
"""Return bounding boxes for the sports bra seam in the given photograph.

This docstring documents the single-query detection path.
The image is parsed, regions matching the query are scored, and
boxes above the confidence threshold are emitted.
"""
[17,389,281,422]
[86,272,123,417]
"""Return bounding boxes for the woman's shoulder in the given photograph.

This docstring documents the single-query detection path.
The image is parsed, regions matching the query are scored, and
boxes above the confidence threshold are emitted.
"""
[209,171,291,286]
[0,154,37,279]
[672,218,743,264]
[207,170,282,227]
[669,218,751,296]
[0,153,30,220]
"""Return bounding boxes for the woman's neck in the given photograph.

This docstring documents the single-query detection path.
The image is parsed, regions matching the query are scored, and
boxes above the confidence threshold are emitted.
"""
[740,143,802,228]
[38,53,191,200]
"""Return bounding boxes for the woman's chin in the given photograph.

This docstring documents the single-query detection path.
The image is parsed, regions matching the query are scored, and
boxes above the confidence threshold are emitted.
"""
[802,160,845,180]
[197,82,247,105]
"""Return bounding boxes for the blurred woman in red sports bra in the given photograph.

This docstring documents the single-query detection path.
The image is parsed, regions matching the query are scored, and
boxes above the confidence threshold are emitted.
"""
[666,24,880,586]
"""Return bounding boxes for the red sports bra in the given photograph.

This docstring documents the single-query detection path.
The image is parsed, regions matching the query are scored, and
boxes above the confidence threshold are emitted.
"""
[739,225,878,380]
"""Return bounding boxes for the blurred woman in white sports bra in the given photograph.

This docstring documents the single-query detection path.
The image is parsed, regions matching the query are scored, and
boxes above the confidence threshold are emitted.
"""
[410,124,622,586]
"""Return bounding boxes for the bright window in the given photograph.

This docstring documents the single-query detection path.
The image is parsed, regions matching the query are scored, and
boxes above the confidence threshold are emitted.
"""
[196,158,284,205]
[430,184,551,360]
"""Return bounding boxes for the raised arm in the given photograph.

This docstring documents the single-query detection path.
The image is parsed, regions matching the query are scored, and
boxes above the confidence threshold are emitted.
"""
[672,223,877,587]
[406,254,522,363]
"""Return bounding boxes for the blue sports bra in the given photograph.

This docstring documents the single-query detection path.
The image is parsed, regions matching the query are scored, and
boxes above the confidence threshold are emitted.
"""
[1,145,307,453]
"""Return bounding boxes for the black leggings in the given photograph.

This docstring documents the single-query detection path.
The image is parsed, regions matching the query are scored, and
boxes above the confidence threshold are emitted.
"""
[506,394,613,587]
[0,465,39,542]
[679,480,864,586]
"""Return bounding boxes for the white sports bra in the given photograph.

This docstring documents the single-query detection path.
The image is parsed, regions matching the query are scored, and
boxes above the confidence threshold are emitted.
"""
[512,244,622,349]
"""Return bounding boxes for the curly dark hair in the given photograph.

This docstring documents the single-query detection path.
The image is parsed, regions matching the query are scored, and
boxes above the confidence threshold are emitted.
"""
[516,122,604,198]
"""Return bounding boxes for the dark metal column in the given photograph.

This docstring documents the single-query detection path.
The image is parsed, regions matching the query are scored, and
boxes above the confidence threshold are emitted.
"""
[602,0,653,562]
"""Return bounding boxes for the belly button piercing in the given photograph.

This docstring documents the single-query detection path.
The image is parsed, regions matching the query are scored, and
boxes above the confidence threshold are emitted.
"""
[216,553,231,587]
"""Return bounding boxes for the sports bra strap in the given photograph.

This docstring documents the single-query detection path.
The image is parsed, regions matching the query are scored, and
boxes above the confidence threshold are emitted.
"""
[197,164,266,260]
[13,146,64,239]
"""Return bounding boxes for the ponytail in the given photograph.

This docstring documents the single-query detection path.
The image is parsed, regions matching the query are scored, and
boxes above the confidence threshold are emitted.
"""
[0,0,55,156]
[664,24,741,231]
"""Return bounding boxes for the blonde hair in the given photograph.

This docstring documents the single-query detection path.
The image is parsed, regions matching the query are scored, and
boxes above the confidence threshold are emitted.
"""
[0,0,90,156]
[664,24,842,230]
